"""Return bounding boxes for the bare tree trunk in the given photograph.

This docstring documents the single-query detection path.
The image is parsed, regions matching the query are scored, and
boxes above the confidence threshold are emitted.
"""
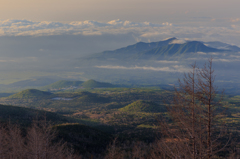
[156,63,204,158]
[157,58,230,159]
[191,63,196,159]
[197,58,229,158]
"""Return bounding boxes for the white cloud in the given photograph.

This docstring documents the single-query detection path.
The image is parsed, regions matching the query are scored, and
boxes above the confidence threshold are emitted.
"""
[162,22,172,26]
[82,31,102,36]
[230,18,240,23]
[213,59,231,62]
[1,19,240,46]
[0,19,166,36]
[212,58,240,62]
[197,52,207,55]
[230,55,240,58]
[155,60,179,63]
[209,52,220,55]
[0,59,16,62]
[186,57,208,61]
[95,65,189,72]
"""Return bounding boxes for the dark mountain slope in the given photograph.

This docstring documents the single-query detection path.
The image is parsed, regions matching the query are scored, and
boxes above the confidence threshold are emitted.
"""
[83,40,228,61]
[104,37,177,54]
[225,45,240,52]
[86,37,177,60]
[0,105,113,155]
[0,104,74,125]
[137,41,227,60]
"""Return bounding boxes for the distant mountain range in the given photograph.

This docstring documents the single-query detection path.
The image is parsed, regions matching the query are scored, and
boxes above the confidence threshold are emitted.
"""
[0,79,116,93]
[83,37,238,61]
[1,38,239,94]
[204,41,240,52]
[43,79,116,90]
[73,37,240,93]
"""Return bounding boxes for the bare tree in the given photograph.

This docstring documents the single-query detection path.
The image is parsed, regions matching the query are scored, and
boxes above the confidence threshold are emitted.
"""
[155,59,229,159]
[0,119,80,159]
[155,63,203,159]
[0,125,7,158]
[197,58,229,159]
[104,138,125,159]
[25,119,80,159]
[5,123,26,159]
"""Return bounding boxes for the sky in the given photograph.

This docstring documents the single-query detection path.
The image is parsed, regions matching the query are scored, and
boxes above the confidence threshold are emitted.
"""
[0,1,239,23]
[1,0,240,24]
[0,0,240,45]
[0,0,240,50]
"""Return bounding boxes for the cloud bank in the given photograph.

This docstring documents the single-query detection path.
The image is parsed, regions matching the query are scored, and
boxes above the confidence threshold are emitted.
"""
[0,19,169,36]
[95,65,189,73]
[1,19,240,46]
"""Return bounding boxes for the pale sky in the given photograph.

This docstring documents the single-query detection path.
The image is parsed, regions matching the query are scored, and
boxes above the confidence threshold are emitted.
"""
[1,0,240,25]
[1,0,240,46]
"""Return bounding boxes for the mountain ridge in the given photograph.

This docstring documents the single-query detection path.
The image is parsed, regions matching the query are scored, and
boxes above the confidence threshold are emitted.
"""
[83,38,233,61]
[135,41,227,60]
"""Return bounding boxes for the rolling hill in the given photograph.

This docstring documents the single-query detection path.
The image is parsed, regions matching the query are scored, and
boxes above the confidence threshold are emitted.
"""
[9,89,52,99]
[82,79,115,88]
[119,100,166,113]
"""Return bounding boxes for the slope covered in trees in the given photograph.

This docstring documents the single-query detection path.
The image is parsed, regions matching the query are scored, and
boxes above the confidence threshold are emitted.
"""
[9,89,52,99]
[82,79,115,88]
[119,100,166,113]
